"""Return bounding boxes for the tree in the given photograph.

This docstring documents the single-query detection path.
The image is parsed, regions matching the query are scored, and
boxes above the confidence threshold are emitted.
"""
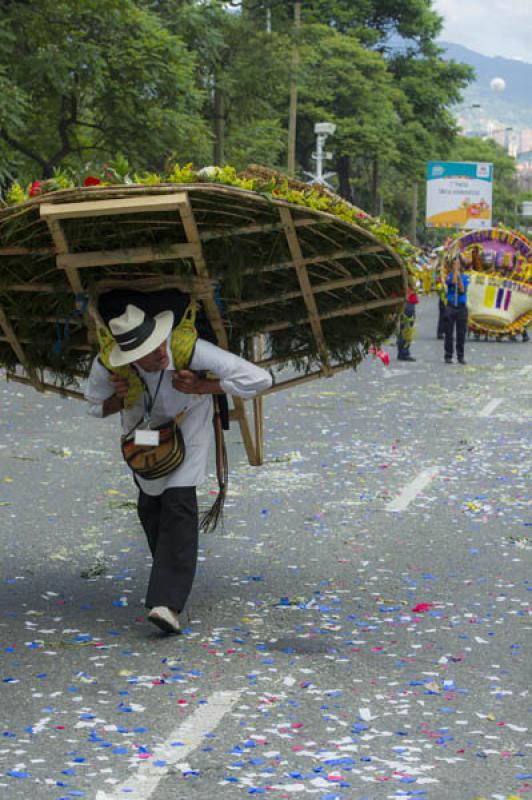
[154,0,291,169]
[0,0,208,181]
[296,24,399,206]
[240,0,472,223]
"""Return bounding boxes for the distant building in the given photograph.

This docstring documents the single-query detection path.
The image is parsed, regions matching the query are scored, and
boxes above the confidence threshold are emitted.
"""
[490,128,518,156]
[516,152,532,190]
[519,129,532,153]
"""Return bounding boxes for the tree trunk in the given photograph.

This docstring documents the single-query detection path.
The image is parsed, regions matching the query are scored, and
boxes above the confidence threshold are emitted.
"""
[336,155,352,201]
[0,126,51,178]
[287,0,301,175]
[371,157,379,216]
[411,183,418,244]
[213,72,225,166]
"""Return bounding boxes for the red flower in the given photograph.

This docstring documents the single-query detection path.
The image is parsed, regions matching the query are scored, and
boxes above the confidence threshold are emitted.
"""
[83,175,101,187]
[28,181,42,197]
[369,345,390,366]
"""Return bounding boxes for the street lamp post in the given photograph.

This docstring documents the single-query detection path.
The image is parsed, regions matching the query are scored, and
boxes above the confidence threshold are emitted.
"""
[303,122,336,187]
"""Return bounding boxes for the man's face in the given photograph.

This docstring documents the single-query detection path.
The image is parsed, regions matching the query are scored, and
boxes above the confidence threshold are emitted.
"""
[134,340,169,372]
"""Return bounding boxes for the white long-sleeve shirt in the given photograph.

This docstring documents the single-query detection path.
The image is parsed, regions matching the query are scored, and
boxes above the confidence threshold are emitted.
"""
[84,337,272,495]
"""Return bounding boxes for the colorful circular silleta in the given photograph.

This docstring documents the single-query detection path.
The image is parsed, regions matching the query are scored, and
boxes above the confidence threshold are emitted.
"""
[444,227,532,339]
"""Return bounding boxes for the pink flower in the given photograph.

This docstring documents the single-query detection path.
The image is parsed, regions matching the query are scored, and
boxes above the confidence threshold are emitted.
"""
[29,181,42,197]
[369,346,390,366]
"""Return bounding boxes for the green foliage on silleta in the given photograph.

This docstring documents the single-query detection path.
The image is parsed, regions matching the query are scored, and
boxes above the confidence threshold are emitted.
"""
[3,161,417,270]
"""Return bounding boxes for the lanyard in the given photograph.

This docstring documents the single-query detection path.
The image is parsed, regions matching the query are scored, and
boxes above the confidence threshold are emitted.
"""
[143,370,164,426]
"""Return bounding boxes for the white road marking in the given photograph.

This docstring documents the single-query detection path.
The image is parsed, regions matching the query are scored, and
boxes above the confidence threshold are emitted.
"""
[386,467,439,512]
[479,398,503,417]
[95,690,241,800]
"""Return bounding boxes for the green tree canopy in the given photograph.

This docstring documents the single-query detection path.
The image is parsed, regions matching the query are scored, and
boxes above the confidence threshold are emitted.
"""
[296,24,399,203]
[155,0,291,168]
[0,0,208,181]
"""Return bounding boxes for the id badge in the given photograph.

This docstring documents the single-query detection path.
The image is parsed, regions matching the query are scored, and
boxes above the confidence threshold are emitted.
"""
[134,429,160,446]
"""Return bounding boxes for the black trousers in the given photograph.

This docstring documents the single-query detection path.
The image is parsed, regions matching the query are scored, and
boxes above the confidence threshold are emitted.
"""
[444,304,468,360]
[137,486,198,612]
[437,298,446,338]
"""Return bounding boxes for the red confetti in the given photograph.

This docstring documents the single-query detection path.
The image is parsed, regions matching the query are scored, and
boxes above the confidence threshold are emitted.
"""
[411,603,433,613]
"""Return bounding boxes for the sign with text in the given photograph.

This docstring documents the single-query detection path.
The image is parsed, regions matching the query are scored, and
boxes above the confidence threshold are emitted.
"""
[426,161,493,230]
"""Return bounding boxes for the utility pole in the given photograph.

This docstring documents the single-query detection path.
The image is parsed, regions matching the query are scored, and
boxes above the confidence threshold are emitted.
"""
[287,0,301,175]
[213,68,225,166]
[411,183,418,245]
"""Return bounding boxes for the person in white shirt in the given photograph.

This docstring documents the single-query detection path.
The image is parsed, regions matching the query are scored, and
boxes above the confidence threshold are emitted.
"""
[85,304,272,634]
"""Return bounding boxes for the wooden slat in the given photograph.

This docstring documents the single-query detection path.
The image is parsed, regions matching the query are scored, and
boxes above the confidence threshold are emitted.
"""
[178,196,228,348]
[0,307,30,367]
[279,206,332,375]
[8,314,84,324]
[261,359,360,396]
[251,335,265,465]
[0,247,54,256]
[5,372,84,400]
[2,283,57,293]
[95,275,215,299]
[0,336,92,351]
[0,307,43,390]
[44,216,84,296]
[39,193,188,220]
[222,243,388,283]
[57,242,199,270]
[229,267,403,311]
[178,194,262,466]
[256,351,311,369]
[200,216,318,242]
[259,295,404,333]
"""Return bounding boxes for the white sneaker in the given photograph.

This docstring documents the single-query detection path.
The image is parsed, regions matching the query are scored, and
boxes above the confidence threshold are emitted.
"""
[148,606,181,634]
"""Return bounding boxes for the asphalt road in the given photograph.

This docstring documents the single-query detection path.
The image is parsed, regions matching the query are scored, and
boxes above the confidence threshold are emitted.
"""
[1,296,531,800]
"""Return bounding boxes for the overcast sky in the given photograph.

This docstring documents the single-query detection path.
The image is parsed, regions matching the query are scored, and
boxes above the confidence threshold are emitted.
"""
[433,0,532,63]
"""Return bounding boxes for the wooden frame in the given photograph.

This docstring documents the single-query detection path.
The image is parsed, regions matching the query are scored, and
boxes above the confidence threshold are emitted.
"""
[1,184,408,467]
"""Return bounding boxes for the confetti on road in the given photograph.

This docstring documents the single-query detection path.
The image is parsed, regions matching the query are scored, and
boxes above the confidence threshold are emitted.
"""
[1,303,531,799]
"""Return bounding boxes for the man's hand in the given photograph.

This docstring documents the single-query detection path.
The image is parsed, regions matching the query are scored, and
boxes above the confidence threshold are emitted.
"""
[172,370,202,394]
[172,370,222,395]
[109,373,129,399]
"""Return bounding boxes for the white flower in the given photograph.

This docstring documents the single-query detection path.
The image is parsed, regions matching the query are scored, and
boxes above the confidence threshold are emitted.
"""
[197,166,220,179]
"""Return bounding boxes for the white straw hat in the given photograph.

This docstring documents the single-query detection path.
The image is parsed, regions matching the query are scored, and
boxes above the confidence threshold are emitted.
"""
[108,304,173,367]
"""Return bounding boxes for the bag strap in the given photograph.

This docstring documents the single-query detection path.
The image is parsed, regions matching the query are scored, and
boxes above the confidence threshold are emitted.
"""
[200,395,228,533]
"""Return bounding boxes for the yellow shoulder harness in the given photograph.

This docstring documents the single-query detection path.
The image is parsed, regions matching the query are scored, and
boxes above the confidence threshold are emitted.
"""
[171,303,198,370]
[96,303,199,407]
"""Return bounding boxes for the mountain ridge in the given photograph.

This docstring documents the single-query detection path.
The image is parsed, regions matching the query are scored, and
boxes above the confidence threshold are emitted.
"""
[439,41,532,133]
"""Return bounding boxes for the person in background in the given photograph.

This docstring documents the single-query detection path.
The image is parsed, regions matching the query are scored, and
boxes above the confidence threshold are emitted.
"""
[444,258,469,364]
[397,288,419,362]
